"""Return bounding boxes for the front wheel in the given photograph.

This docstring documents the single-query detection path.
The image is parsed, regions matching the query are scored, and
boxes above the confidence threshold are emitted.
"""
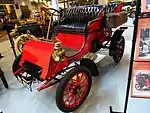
[56,66,92,112]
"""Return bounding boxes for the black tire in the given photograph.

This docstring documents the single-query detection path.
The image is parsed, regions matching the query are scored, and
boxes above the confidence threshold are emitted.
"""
[12,54,22,73]
[80,59,99,76]
[56,66,92,112]
[112,36,125,63]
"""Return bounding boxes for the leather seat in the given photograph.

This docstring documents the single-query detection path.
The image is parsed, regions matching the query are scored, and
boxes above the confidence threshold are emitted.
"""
[55,2,120,34]
[55,5,103,33]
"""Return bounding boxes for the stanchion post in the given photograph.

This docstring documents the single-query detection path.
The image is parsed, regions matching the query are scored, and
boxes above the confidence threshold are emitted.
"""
[123,0,141,113]
[109,0,141,113]
[5,26,17,58]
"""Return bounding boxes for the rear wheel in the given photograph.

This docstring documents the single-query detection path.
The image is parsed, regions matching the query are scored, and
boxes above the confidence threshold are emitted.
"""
[112,36,125,63]
[56,66,92,112]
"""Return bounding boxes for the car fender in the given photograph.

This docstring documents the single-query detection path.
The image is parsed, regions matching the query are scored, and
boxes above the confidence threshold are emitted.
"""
[112,27,128,41]
[80,58,99,76]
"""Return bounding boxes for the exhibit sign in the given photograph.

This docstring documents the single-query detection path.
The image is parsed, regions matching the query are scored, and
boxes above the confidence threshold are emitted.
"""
[135,18,150,61]
[131,62,150,98]
[141,0,150,12]
[132,18,150,98]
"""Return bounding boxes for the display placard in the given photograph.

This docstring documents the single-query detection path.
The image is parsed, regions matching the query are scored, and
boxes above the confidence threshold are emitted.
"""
[131,62,150,98]
[141,0,150,13]
[135,18,150,61]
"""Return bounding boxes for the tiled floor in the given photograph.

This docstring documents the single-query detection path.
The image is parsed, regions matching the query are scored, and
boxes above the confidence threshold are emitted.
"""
[0,20,147,113]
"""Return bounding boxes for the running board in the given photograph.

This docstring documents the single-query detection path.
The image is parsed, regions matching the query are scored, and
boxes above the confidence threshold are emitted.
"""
[83,52,106,63]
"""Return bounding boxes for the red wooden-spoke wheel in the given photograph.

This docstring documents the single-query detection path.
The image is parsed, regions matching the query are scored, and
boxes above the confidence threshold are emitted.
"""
[113,36,125,63]
[63,73,89,108]
[56,66,92,112]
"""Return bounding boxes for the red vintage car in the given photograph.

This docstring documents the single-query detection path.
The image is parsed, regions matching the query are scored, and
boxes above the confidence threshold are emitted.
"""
[12,2,127,112]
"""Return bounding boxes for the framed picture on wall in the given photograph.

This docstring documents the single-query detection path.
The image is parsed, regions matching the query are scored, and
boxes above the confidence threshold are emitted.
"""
[135,18,150,61]
[131,62,150,98]
[141,0,150,12]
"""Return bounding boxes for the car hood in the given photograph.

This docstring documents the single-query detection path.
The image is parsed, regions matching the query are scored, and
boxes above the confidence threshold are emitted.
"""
[20,40,54,79]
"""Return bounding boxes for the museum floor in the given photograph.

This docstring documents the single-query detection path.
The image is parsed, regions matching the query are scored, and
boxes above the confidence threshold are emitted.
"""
[0,18,149,113]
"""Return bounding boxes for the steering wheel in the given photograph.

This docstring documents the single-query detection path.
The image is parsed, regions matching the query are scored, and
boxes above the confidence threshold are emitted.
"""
[40,7,62,40]
[40,6,62,28]
[40,7,61,21]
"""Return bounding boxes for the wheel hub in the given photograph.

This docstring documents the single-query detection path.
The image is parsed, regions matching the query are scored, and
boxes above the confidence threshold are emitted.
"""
[72,85,80,95]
